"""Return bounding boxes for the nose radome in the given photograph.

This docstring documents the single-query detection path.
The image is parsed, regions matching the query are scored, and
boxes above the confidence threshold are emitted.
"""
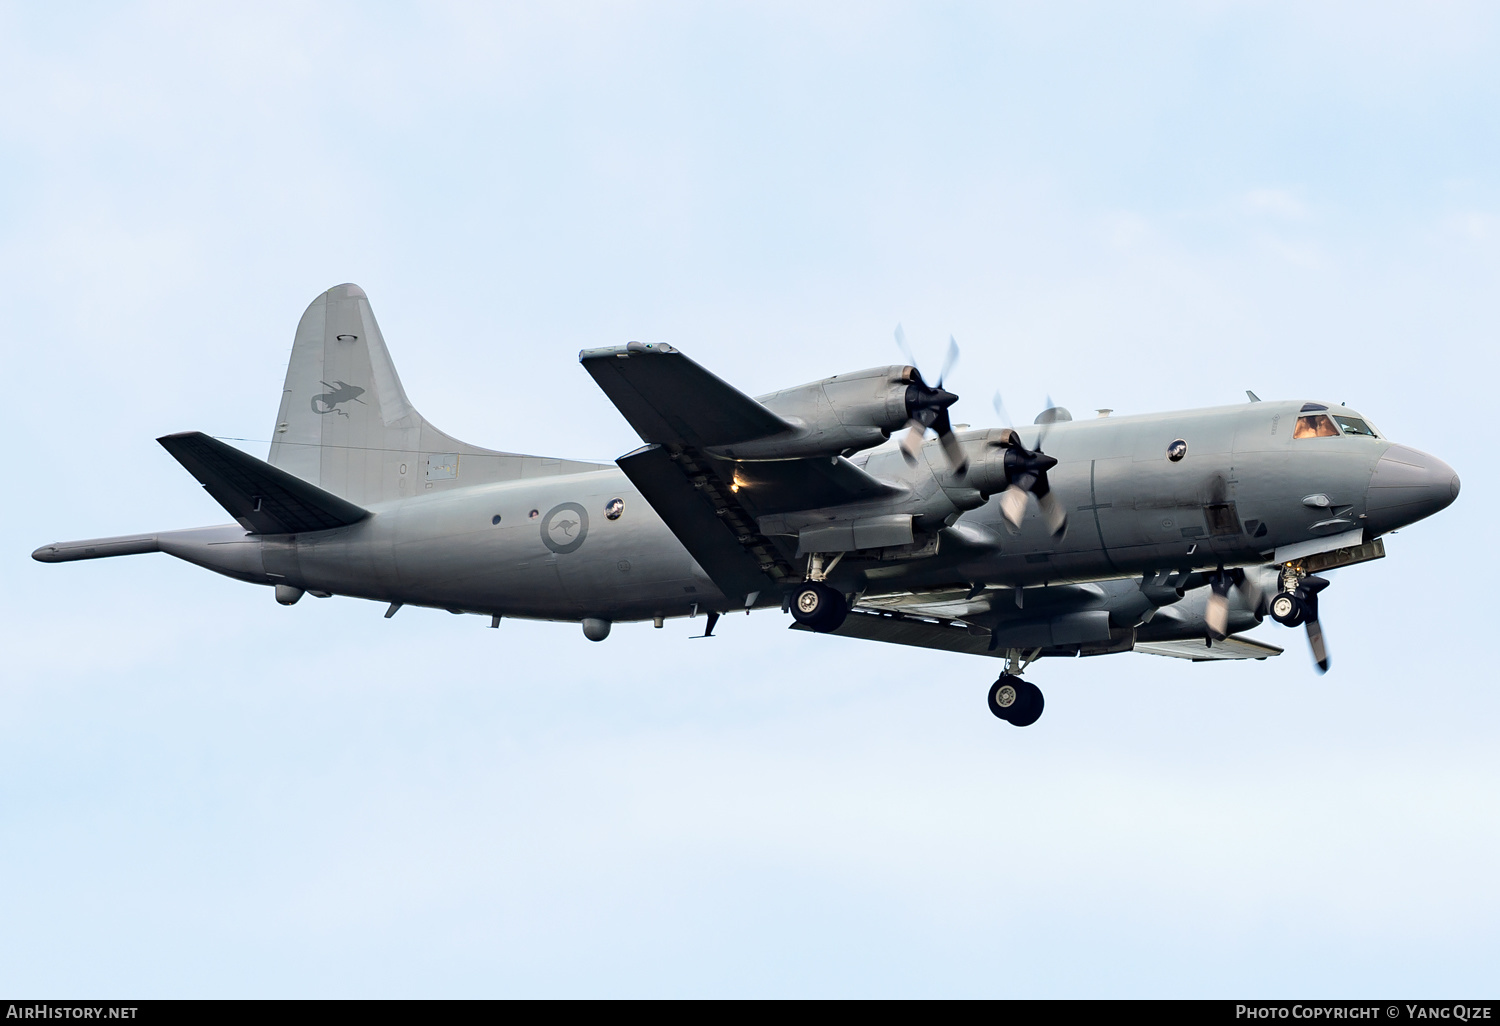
[1366,444,1459,528]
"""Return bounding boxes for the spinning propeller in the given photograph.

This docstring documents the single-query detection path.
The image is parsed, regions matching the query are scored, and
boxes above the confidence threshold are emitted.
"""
[1205,566,1264,642]
[1208,566,1331,674]
[988,393,1068,538]
[894,325,967,474]
[888,327,1068,538]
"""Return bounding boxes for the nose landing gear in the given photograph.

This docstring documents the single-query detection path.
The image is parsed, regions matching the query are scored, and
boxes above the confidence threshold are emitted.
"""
[1270,573,1328,628]
[1269,569,1332,673]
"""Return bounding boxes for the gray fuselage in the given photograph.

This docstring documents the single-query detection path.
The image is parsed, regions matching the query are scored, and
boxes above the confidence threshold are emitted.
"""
[113,397,1453,626]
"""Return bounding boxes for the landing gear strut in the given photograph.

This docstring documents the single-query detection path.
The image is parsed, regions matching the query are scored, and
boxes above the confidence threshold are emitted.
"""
[988,673,1044,726]
[1269,567,1332,673]
[1270,572,1328,628]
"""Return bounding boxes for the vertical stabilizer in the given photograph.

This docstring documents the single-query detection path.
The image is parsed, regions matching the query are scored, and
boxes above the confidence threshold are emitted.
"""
[267,284,603,504]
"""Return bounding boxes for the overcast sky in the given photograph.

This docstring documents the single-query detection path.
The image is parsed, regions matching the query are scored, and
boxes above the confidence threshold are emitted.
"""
[3,1,1497,997]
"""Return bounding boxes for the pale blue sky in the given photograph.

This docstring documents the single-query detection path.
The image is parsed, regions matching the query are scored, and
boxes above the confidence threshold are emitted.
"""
[2,2,1497,996]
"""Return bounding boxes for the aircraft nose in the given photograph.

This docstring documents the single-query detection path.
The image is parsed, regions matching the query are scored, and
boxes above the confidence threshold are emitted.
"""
[1365,444,1460,531]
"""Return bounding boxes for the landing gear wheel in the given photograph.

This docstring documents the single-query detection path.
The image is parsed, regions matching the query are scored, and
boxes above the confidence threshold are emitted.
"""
[1270,591,1304,627]
[988,675,1044,726]
[790,581,849,633]
[988,675,1021,720]
[1009,680,1044,727]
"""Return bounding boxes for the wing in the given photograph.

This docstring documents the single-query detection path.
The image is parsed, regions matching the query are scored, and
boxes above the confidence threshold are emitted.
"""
[579,342,790,449]
[583,344,898,605]
[793,607,1281,663]
[791,608,1003,658]
[790,605,1136,660]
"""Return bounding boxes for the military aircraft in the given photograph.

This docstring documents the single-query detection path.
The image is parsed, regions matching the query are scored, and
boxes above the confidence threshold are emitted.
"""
[32,284,1460,726]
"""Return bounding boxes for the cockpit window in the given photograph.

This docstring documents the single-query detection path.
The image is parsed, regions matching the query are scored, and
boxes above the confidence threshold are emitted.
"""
[1333,415,1377,437]
[1293,414,1340,439]
[1300,402,1329,413]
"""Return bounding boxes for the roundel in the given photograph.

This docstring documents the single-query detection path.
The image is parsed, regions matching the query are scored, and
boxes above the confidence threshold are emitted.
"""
[541,502,589,554]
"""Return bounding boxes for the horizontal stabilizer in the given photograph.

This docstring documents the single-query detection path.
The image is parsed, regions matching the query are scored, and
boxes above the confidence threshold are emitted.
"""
[158,431,370,535]
[579,343,791,448]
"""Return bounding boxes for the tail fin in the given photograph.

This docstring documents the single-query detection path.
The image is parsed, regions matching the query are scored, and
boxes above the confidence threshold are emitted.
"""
[268,284,602,504]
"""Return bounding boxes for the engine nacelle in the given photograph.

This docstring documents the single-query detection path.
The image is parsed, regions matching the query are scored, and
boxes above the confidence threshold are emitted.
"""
[955,431,1014,499]
[705,365,917,461]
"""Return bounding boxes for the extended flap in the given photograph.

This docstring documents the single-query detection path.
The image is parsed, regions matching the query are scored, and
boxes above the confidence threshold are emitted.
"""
[1134,635,1283,661]
[616,444,783,605]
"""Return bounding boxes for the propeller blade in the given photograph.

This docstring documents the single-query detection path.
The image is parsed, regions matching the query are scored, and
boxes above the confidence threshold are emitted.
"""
[998,480,1032,530]
[938,424,969,475]
[928,408,968,474]
[899,419,925,464]
[1306,617,1330,673]
[894,324,916,370]
[993,393,1014,433]
[1205,565,1236,641]
[1036,489,1067,538]
[1232,568,1266,616]
[1205,590,1230,641]
[937,335,959,388]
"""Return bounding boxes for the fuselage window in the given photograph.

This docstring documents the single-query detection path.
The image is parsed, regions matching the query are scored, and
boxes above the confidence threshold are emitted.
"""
[1333,415,1377,437]
[1293,414,1340,439]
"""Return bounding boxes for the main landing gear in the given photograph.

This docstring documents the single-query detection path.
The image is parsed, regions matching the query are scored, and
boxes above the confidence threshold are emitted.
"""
[790,553,850,634]
[790,580,849,633]
[986,648,1045,726]
[988,674,1044,726]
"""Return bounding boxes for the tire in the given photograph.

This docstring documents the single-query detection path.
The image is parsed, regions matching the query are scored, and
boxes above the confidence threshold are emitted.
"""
[988,675,1022,721]
[1008,680,1045,727]
[1270,591,1303,627]
[790,581,849,633]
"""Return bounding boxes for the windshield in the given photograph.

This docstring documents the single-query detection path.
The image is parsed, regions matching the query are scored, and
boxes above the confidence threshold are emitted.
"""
[1293,414,1339,439]
[1333,415,1378,437]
